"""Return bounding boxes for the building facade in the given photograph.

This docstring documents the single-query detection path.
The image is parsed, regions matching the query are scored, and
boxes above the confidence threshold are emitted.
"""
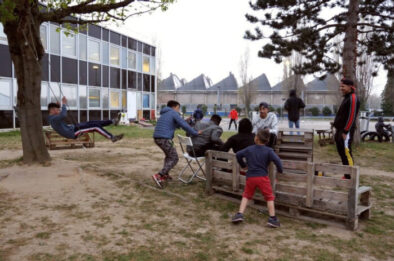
[0,22,156,129]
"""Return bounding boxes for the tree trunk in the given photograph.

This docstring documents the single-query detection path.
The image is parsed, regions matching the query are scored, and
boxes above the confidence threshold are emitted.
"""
[4,5,51,164]
[342,0,361,145]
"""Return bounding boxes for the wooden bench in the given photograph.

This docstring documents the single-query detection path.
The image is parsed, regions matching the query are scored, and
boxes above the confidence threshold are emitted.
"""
[205,150,371,230]
[44,130,95,150]
[275,128,314,162]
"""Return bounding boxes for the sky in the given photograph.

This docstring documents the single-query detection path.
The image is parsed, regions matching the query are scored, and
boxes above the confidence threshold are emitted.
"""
[109,0,387,95]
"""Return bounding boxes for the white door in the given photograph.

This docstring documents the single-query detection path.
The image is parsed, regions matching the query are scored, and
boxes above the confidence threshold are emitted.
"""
[127,91,137,120]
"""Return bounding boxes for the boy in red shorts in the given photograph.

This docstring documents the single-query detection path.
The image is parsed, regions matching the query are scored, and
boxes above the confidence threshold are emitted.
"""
[232,129,283,227]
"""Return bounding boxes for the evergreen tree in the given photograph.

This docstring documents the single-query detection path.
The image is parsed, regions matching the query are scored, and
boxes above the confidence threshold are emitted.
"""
[381,70,394,115]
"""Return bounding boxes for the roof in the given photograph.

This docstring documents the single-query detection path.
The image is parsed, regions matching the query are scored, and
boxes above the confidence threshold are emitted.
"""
[306,74,340,91]
[177,74,212,91]
[158,73,184,91]
[248,73,271,91]
[208,72,238,91]
[271,75,305,92]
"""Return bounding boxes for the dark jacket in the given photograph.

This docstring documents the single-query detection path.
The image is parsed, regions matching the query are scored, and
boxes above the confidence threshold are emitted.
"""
[193,108,204,121]
[236,145,283,178]
[333,91,360,134]
[191,120,223,150]
[48,105,76,139]
[153,107,198,139]
[221,133,255,153]
[284,96,305,122]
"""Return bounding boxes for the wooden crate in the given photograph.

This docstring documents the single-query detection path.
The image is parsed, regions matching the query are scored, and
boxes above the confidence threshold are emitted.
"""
[44,130,95,150]
[275,128,314,162]
[205,150,371,230]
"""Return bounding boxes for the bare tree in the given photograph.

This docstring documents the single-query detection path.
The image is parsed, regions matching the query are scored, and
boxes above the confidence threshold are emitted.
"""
[0,0,172,164]
[239,48,254,118]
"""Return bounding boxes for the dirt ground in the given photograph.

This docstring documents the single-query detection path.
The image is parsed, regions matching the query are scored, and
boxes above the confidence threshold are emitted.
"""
[0,138,393,261]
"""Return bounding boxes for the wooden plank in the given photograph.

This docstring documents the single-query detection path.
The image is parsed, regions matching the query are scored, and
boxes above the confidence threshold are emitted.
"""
[210,150,235,160]
[357,186,371,195]
[277,145,313,151]
[314,163,354,175]
[280,136,306,143]
[278,152,310,159]
[277,173,307,183]
[314,176,352,189]
[281,160,308,171]
[205,151,213,195]
[232,154,239,192]
[347,167,360,230]
[279,128,314,133]
[313,189,348,202]
[306,163,314,207]
[276,183,306,196]
[211,160,233,170]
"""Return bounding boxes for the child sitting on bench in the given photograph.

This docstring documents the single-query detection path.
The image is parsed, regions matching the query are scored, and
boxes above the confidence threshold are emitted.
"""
[232,129,283,228]
[48,97,124,142]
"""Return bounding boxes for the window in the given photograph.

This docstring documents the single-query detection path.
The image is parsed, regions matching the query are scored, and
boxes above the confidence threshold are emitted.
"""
[41,82,48,107]
[40,25,47,50]
[88,63,101,87]
[128,71,136,89]
[13,80,17,106]
[128,51,136,70]
[151,75,155,92]
[79,85,87,109]
[102,29,109,41]
[102,42,109,65]
[79,34,87,60]
[143,44,150,55]
[88,39,100,62]
[150,57,155,74]
[0,79,11,109]
[122,90,127,109]
[0,45,12,77]
[110,67,120,88]
[62,57,78,84]
[142,94,150,109]
[103,66,109,87]
[41,54,49,81]
[150,93,155,109]
[128,38,137,50]
[110,31,120,45]
[110,46,120,66]
[110,90,120,108]
[136,52,142,72]
[102,88,109,109]
[136,92,142,110]
[50,24,60,54]
[50,55,60,82]
[89,88,100,108]
[62,84,77,108]
[0,23,7,43]
[88,24,101,39]
[122,70,127,89]
[79,61,87,85]
[142,56,150,73]
[62,32,76,57]
[122,48,127,68]
[143,74,150,92]
[49,82,61,103]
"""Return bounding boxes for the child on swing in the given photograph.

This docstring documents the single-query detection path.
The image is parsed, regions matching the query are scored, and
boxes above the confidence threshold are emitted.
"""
[48,96,124,142]
[232,129,283,228]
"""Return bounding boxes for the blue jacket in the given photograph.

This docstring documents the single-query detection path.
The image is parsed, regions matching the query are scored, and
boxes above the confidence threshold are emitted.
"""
[236,145,283,177]
[193,108,204,121]
[48,105,76,139]
[154,107,198,139]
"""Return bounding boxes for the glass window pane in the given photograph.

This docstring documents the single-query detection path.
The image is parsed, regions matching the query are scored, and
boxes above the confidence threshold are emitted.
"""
[128,51,136,70]
[122,48,127,68]
[128,71,136,89]
[49,82,61,103]
[40,25,47,50]
[79,85,87,109]
[143,94,150,109]
[150,93,155,109]
[102,42,109,65]
[62,32,76,57]
[143,56,150,73]
[136,52,142,72]
[62,84,77,108]
[110,67,120,88]
[0,79,11,108]
[50,24,60,54]
[89,88,100,108]
[50,55,60,82]
[62,57,78,84]
[143,74,150,92]
[110,46,120,66]
[41,82,48,107]
[88,39,100,62]
[79,34,87,60]
[110,90,120,108]
[102,88,109,109]
[136,92,141,110]
[88,63,101,87]
[150,57,155,74]
[13,80,17,106]
[122,90,127,109]
[0,23,7,43]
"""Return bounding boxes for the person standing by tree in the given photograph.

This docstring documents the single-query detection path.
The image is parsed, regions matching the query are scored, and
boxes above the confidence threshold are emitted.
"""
[229,108,239,130]
[333,79,360,179]
[284,89,305,132]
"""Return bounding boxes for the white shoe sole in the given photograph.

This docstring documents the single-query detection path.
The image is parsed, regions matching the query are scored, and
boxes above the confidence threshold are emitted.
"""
[152,175,163,189]
[267,222,280,228]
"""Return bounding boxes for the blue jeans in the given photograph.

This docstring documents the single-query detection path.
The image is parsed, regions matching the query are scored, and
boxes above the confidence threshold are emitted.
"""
[288,120,300,135]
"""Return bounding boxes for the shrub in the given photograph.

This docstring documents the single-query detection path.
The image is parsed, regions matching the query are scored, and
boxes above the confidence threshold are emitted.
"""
[201,104,208,115]
[181,105,186,115]
[308,107,320,116]
[268,105,275,112]
[322,106,332,116]
[213,104,217,114]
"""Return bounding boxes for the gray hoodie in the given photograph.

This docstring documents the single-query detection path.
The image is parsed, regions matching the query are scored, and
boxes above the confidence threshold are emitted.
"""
[191,120,224,149]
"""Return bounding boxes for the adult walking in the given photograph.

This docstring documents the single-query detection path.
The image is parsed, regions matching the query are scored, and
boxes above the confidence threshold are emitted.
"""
[228,108,238,130]
[333,79,360,179]
[252,102,278,148]
[284,89,305,131]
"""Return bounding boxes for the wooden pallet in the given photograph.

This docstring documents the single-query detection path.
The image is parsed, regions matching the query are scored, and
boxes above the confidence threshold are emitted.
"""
[44,130,95,150]
[275,128,314,162]
[205,150,371,230]
[316,129,334,146]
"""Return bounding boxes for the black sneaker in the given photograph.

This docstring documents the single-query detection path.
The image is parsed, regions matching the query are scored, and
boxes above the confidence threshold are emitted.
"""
[232,213,244,223]
[113,112,122,126]
[111,134,124,143]
[267,217,280,228]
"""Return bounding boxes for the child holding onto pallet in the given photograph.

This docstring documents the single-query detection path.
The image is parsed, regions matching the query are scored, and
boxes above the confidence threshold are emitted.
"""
[232,129,283,227]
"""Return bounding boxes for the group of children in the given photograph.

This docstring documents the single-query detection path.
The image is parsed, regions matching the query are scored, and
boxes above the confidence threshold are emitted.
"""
[152,100,282,228]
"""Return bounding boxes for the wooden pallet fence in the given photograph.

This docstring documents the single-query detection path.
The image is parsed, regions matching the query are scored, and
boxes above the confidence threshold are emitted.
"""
[275,128,314,162]
[44,130,95,150]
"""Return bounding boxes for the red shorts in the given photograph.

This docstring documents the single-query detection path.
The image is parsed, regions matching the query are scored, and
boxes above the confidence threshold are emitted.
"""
[242,176,275,201]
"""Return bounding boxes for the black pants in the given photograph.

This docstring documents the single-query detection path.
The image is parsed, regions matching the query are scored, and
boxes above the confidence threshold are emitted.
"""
[267,133,277,148]
[74,120,113,139]
[335,129,354,179]
[187,144,221,157]
[229,119,237,130]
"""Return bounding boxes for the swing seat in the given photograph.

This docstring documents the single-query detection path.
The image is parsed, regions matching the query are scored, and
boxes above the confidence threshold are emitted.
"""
[43,129,95,150]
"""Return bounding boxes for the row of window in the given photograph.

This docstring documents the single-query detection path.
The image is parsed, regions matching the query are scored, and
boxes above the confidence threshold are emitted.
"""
[0,23,155,75]
[0,79,154,111]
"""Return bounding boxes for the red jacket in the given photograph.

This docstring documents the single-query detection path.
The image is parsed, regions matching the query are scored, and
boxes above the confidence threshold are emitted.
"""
[229,109,238,120]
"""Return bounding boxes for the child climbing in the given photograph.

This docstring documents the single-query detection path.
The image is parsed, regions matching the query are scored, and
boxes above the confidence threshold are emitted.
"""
[232,129,283,228]
[48,97,124,142]
[152,100,201,188]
